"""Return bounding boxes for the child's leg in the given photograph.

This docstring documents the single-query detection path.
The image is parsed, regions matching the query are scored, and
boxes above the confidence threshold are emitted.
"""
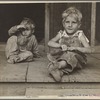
[58,60,67,69]
[7,55,20,64]
[18,51,33,62]
[8,51,33,63]
[48,62,62,82]
[6,36,19,64]
[48,61,67,82]
[47,54,67,82]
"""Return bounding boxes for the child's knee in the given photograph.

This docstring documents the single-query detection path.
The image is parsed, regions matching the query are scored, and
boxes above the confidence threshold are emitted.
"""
[18,51,33,60]
[58,60,67,69]
[26,51,33,57]
[25,51,34,61]
[23,51,33,57]
[26,51,34,61]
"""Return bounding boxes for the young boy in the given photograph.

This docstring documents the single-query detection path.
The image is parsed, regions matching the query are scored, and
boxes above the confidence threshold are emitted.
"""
[5,18,40,64]
[47,7,92,82]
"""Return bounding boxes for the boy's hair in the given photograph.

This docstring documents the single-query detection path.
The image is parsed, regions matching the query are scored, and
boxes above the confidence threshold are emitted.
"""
[62,7,82,23]
[20,17,35,30]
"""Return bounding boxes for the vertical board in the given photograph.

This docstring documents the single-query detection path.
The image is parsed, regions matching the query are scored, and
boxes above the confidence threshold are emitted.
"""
[91,3,96,46]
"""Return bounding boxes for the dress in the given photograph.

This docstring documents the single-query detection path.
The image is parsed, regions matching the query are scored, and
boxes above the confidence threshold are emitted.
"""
[5,26,39,63]
[48,30,89,74]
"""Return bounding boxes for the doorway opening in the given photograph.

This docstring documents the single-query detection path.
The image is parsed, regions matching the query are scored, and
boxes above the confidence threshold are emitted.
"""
[0,3,45,43]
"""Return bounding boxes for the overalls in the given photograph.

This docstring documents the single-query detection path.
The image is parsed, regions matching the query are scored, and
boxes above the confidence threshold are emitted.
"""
[48,30,87,74]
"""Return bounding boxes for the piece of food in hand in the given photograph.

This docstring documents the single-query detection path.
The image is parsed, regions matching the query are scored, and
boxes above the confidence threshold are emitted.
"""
[61,44,67,51]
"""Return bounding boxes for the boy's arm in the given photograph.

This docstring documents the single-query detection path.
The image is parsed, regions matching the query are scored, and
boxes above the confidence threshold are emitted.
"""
[67,46,94,54]
[48,32,64,55]
[8,25,25,36]
[48,32,61,48]
[32,36,40,57]
[8,25,18,36]
[79,32,90,48]
[49,47,63,56]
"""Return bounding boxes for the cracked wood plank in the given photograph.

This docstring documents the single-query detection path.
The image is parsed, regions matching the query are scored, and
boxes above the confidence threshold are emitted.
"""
[0,51,28,82]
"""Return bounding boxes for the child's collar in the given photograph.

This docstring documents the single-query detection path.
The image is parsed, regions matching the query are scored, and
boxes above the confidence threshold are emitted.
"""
[63,30,83,37]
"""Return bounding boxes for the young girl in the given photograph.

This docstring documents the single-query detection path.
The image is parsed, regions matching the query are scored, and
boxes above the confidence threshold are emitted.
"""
[47,7,92,82]
[6,18,40,64]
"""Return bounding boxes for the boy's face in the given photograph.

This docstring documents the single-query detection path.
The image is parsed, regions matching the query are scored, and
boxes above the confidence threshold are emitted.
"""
[63,14,81,35]
[21,25,35,37]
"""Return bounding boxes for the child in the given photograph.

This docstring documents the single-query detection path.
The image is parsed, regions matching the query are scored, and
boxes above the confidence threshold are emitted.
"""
[5,17,40,64]
[47,7,92,82]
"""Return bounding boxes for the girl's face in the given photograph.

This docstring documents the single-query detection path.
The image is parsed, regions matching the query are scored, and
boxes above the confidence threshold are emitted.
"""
[22,25,35,37]
[63,14,81,35]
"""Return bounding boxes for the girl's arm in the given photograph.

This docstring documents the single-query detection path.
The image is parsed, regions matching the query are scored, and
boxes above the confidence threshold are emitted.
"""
[48,32,61,48]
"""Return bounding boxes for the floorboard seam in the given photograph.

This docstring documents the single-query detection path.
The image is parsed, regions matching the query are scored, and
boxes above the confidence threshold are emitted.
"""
[25,63,29,82]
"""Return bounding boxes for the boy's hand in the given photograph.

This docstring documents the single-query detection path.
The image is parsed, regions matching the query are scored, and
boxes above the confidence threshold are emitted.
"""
[17,25,26,29]
[61,44,67,51]
[68,47,75,51]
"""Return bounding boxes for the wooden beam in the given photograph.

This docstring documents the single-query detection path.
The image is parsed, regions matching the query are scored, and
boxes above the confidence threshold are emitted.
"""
[91,2,96,46]
[45,4,50,52]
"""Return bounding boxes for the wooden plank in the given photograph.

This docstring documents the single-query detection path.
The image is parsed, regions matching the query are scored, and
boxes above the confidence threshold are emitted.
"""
[80,55,100,81]
[62,75,69,82]
[27,57,55,82]
[0,51,28,82]
[45,4,50,52]
[91,2,96,46]
[0,63,28,82]
[0,83,25,96]
[72,70,87,82]
[76,67,96,82]
[74,70,100,82]
[25,88,100,97]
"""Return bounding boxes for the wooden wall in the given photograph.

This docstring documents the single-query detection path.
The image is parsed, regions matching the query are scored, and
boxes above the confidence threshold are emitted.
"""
[96,3,100,43]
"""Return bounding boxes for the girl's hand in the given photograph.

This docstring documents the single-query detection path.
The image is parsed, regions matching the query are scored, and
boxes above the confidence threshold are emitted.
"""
[61,44,67,51]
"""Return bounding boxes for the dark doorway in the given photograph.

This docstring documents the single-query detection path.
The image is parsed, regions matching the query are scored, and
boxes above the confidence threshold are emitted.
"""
[0,3,45,43]
[96,3,100,45]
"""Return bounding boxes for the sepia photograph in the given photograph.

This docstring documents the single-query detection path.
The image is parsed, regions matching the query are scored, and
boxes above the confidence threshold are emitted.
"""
[0,1,100,99]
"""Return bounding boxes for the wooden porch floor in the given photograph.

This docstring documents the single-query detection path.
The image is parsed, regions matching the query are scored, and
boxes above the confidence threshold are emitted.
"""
[0,45,100,82]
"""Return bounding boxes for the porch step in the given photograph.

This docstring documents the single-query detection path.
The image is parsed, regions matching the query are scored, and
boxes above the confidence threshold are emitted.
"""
[25,88,100,97]
[0,83,100,96]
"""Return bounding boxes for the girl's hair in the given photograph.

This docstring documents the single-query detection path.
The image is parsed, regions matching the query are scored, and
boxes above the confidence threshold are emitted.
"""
[62,7,82,23]
[20,17,35,30]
